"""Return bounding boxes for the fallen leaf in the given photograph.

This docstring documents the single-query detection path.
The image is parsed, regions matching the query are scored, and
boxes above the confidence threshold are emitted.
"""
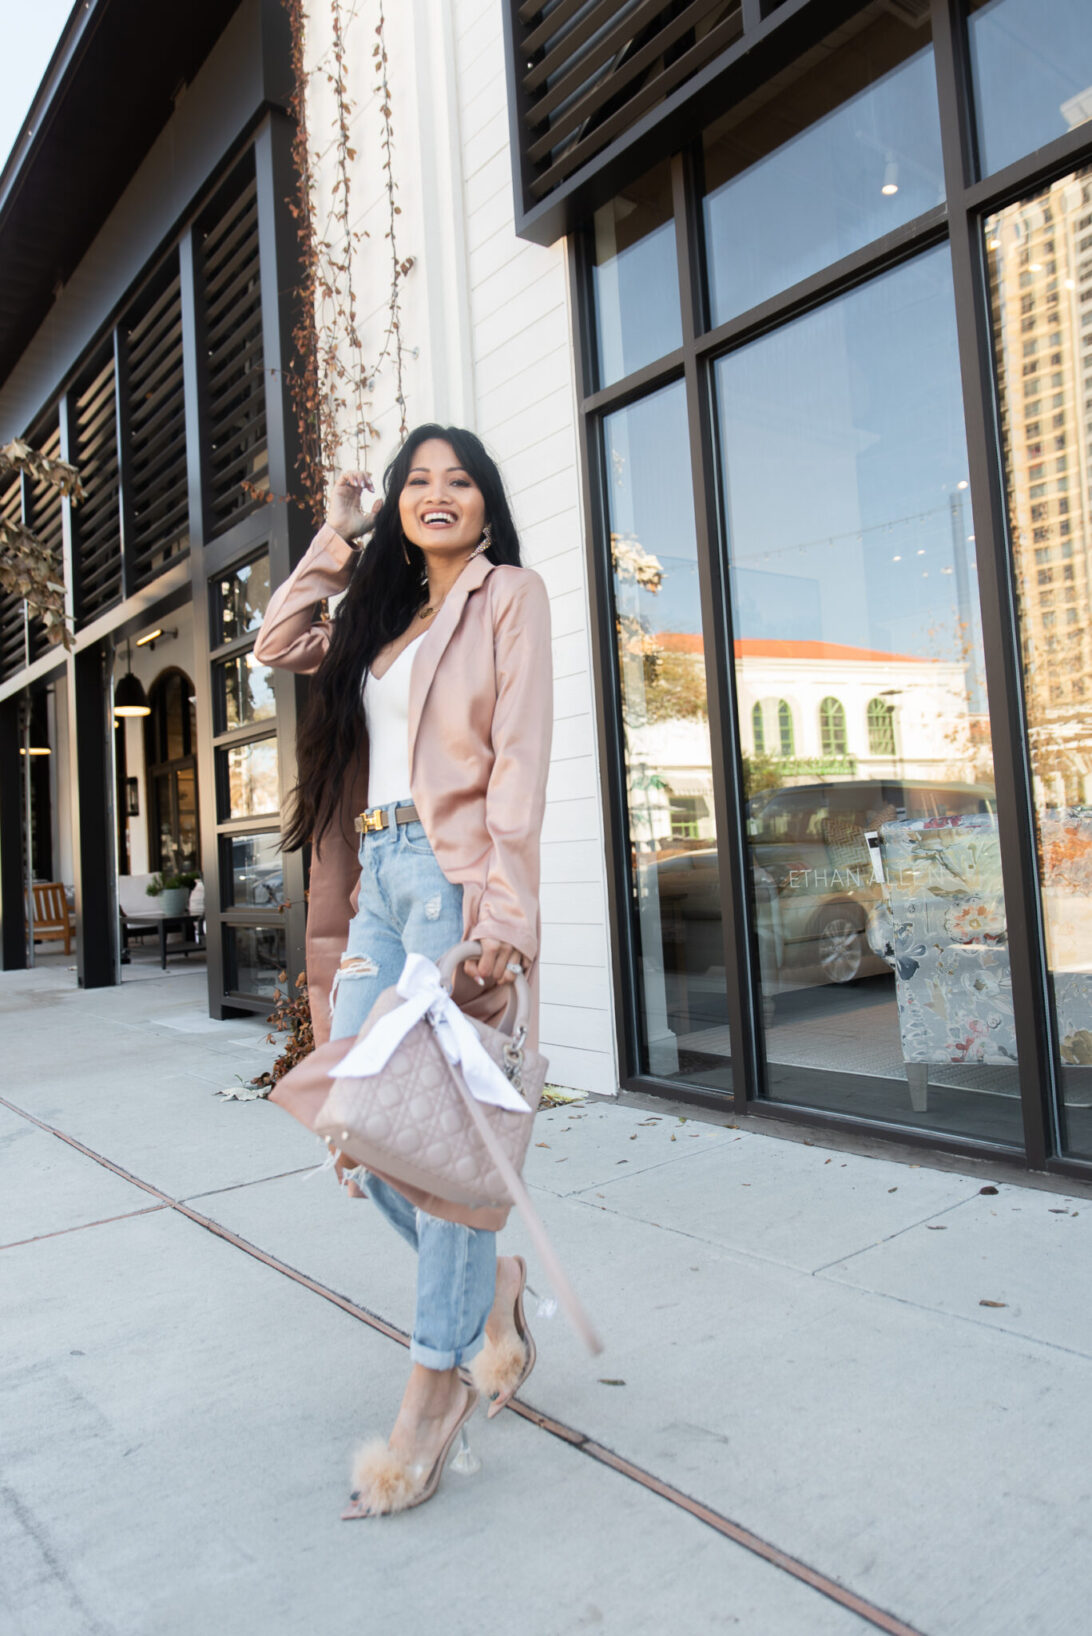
[598,1379,626,1386]
[1049,1207,1068,1214]
[824,1158,832,1164]
[630,1133,638,1140]
[979,1299,1007,1308]
[926,1225,947,1231]
[616,1159,628,1165]
[535,1142,550,1148]
[979,1185,999,1195]
[888,1187,898,1193]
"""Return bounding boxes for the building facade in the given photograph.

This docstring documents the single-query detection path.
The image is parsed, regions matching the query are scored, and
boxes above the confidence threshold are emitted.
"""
[2,0,1091,1182]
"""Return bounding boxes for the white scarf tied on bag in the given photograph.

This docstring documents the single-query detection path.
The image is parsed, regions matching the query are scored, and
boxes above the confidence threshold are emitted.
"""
[328,951,530,1114]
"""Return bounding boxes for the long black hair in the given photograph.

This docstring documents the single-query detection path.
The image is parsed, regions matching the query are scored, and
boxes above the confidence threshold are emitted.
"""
[282,424,522,852]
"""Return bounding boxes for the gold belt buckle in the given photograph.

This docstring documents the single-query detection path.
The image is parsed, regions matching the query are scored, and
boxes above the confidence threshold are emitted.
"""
[356,808,386,834]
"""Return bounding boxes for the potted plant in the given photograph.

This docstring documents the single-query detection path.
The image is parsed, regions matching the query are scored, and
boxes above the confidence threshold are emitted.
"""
[146,870,200,917]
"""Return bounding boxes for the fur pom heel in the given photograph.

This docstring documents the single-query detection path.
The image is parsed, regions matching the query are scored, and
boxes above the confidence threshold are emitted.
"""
[472,1254,537,1418]
[341,1387,479,1519]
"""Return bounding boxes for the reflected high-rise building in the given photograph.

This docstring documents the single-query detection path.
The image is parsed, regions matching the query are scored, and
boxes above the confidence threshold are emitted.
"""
[988,167,1092,806]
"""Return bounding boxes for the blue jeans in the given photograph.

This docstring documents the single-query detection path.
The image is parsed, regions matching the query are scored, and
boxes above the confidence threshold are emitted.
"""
[330,803,495,1371]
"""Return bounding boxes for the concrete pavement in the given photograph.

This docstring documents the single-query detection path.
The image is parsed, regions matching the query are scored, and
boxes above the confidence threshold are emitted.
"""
[2,959,1091,1636]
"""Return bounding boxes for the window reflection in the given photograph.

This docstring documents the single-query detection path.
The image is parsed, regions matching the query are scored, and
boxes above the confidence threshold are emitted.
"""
[227,924,286,999]
[223,737,279,819]
[592,162,681,389]
[986,164,1092,1159]
[226,831,284,908]
[702,1,943,326]
[603,381,729,1086]
[717,247,1023,1144]
[217,555,270,645]
[968,0,1092,178]
[219,651,276,730]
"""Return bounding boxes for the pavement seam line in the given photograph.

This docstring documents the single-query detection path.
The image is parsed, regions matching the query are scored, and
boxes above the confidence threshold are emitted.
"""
[808,1194,984,1274]
[0,1093,927,1636]
[1,1204,168,1250]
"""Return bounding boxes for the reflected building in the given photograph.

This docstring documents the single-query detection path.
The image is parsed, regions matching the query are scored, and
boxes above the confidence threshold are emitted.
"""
[988,167,1092,807]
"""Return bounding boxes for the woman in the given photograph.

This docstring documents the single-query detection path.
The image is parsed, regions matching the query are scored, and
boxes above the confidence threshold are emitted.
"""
[254,425,552,1518]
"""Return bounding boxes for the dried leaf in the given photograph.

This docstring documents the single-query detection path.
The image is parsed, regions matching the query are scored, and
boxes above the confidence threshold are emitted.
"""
[979,1299,1007,1308]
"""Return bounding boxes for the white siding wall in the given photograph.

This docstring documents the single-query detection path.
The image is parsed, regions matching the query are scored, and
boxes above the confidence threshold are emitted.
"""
[304,0,617,1092]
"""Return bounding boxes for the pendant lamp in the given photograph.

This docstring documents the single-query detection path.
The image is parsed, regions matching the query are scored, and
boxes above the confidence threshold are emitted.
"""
[114,639,150,717]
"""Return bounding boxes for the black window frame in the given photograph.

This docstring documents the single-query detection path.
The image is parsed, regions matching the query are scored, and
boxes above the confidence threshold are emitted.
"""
[563,0,1092,1180]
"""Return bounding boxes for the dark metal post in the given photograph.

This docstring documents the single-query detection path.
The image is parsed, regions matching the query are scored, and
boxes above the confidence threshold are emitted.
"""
[671,151,763,1112]
[254,112,312,990]
[68,639,118,987]
[0,693,26,968]
[932,0,1054,1166]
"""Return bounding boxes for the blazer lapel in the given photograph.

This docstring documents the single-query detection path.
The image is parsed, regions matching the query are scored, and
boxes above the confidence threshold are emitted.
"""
[408,554,495,775]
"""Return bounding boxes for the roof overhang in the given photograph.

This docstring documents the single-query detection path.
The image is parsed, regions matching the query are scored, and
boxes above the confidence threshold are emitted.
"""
[0,0,245,382]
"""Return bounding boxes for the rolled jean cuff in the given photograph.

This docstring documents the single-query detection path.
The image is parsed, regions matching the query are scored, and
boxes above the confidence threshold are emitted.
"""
[410,1330,487,1372]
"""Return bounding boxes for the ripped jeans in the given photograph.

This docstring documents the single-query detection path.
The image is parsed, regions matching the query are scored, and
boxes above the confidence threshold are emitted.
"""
[330,802,495,1370]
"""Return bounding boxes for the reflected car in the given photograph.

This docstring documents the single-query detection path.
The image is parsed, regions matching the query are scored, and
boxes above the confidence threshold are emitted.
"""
[648,778,996,990]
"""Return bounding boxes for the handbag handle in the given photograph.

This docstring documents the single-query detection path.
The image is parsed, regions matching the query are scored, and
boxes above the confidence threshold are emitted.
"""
[438,1049,604,1356]
[439,939,528,1040]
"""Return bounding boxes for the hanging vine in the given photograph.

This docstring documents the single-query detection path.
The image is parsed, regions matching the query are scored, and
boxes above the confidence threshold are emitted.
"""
[280,0,415,520]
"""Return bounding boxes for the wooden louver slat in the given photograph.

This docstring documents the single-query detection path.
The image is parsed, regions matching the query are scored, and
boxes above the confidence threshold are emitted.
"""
[124,260,189,589]
[199,166,268,534]
[514,0,743,205]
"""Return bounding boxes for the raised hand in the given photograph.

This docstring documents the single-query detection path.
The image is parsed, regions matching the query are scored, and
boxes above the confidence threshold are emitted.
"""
[327,470,381,541]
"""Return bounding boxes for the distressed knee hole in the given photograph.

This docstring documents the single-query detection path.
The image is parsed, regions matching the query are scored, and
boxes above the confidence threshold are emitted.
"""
[330,953,379,1006]
[424,893,443,921]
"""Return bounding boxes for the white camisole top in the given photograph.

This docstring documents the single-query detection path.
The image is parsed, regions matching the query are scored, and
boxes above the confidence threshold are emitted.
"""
[363,633,424,808]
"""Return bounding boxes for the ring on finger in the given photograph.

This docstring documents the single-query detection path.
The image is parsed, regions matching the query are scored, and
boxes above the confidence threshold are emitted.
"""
[506,960,523,974]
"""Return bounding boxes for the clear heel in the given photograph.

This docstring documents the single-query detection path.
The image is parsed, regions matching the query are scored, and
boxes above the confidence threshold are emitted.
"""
[450,1425,481,1476]
[527,1281,557,1321]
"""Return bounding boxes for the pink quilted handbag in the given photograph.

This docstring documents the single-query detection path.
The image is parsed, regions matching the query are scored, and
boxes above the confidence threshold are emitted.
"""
[314,940,601,1353]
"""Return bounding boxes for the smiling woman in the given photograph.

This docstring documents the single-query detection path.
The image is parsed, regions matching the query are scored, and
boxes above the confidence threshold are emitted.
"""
[253,422,554,1520]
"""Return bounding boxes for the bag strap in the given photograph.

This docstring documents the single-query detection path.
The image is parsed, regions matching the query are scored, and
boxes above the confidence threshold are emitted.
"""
[440,1053,604,1356]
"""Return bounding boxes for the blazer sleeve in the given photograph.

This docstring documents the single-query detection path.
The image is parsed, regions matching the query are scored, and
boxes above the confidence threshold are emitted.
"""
[253,523,360,675]
[468,571,553,963]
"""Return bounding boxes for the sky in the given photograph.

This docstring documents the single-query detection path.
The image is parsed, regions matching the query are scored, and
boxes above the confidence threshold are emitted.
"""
[0,1,76,177]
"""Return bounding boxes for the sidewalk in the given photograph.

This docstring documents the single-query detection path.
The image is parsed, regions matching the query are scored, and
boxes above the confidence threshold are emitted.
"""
[2,961,1090,1636]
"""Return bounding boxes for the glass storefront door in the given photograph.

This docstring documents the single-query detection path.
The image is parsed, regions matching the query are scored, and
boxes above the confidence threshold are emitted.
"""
[603,381,730,1088]
[715,248,1022,1145]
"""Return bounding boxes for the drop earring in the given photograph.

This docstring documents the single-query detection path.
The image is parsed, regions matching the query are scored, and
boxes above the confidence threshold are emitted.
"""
[469,522,493,561]
[400,534,412,566]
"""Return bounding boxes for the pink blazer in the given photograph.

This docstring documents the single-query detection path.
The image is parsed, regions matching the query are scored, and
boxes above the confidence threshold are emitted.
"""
[254,524,553,1050]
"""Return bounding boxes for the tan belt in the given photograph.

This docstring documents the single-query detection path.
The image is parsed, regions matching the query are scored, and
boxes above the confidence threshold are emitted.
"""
[354,802,420,835]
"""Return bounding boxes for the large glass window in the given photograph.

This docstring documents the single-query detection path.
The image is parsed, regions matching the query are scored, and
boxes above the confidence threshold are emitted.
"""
[592,162,681,388]
[968,0,1092,178]
[716,248,1021,1144]
[603,381,729,1088]
[702,2,943,327]
[986,165,1092,1159]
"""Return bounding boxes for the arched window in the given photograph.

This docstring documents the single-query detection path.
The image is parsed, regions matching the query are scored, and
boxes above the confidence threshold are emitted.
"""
[867,697,896,755]
[752,700,765,754]
[819,696,846,757]
[144,668,199,874]
[778,699,795,757]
